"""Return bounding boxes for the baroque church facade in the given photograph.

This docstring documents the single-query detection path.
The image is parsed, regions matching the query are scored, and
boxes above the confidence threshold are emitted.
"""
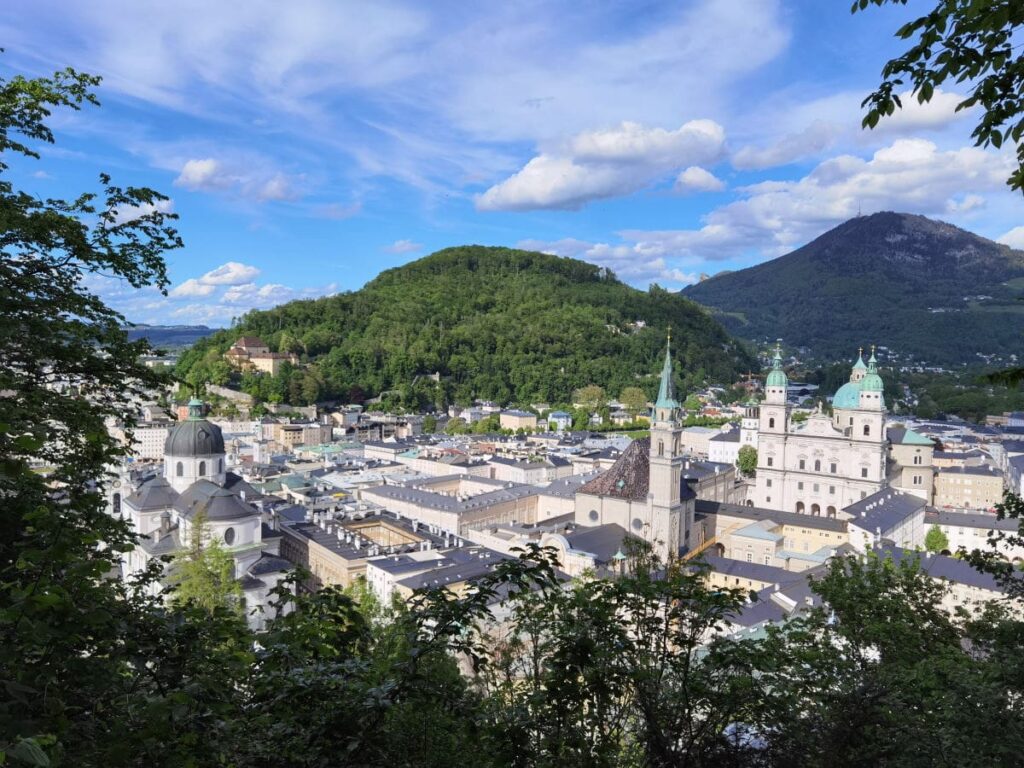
[753,348,889,516]
[114,399,291,629]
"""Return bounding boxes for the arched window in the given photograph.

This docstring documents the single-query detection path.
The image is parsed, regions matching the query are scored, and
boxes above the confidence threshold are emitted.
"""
[863,424,870,436]
[218,458,224,473]
[658,440,664,457]
[913,455,921,465]
[112,492,121,517]
[796,501,805,514]
[769,417,775,429]
[746,500,754,507]
[176,461,183,477]
[811,503,821,516]
[826,506,836,518]
[198,460,206,476]
[814,459,821,472]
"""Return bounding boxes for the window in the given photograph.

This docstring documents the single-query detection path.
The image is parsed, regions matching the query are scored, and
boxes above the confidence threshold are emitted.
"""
[198,460,206,476]
[861,467,868,478]
[588,509,599,522]
[631,518,644,532]
[176,461,183,477]
[811,503,821,515]
[849,417,853,426]
[913,475,922,486]
[767,457,774,467]
[746,553,752,563]
[658,440,664,457]
[814,459,821,472]
[813,483,820,493]
[830,462,837,474]
[796,501,805,514]
[863,425,870,436]
[799,459,806,470]
[218,458,224,472]
[766,479,772,488]
[764,555,772,565]
[769,417,775,429]
[112,492,121,517]
[913,455,922,465]
[224,527,235,545]
[860,491,867,500]
[829,486,835,495]
[797,482,804,491]
[766,496,771,504]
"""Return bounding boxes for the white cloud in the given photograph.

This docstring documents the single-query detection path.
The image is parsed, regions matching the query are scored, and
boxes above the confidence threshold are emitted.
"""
[520,138,1016,283]
[174,157,302,201]
[732,121,840,171]
[111,197,175,224]
[477,119,725,211]
[518,237,697,286]
[383,239,423,254]
[674,166,725,194]
[999,227,1024,251]
[169,278,217,298]
[199,261,262,285]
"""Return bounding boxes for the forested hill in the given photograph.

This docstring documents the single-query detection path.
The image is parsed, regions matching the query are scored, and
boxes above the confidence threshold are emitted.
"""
[176,246,755,408]
[681,212,1024,364]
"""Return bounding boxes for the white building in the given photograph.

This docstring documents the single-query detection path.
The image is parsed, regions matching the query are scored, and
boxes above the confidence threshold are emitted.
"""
[116,399,291,630]
[755,348,887,517]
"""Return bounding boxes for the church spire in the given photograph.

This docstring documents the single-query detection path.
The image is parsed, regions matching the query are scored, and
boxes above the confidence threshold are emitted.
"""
[654,331,679,410]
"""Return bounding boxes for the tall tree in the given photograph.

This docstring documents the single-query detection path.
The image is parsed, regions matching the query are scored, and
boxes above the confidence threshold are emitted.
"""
[924,524,950,553]
[0,64,189,762]
[618,386,649,417]
[171,511,243,616]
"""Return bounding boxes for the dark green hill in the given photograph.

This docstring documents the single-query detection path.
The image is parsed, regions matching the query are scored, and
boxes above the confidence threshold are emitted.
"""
[681,212,1024,364]
[177,246,755,407]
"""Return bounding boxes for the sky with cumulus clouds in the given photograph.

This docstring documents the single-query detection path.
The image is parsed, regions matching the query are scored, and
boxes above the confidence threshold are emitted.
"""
[3,0,1023,326]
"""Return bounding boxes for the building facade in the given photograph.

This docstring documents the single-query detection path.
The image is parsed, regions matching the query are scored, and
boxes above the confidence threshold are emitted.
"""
[754,348,887,517]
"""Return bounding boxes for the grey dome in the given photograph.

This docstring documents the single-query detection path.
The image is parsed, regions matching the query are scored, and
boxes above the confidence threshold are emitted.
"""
[174,480,254,522]
[164,418,225,457]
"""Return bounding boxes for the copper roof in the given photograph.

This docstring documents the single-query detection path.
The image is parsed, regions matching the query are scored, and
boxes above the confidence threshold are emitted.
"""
[578,437,650,501]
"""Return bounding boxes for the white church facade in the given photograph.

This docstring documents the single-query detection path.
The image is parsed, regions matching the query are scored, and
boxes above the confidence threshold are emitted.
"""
[115,399,291,629]
[753,348,889,517]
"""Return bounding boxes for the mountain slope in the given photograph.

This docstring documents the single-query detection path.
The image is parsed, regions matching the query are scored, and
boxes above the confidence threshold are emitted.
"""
[177,246,755,406]
[681,212,1024,363]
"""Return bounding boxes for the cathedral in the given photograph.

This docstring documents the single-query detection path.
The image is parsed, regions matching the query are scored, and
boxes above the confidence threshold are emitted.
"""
[115,399,291,629]
[753,348,888,516]
[573,338,694,559]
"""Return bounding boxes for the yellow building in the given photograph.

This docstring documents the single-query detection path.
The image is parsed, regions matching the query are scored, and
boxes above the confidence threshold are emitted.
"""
[933,465,1003,511]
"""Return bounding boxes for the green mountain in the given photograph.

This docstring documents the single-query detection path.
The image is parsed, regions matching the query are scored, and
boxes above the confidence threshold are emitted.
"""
[177,246,755,408]
[681,212,1024,364]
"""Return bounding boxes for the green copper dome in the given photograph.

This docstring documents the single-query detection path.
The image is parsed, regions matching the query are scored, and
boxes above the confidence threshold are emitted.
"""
[832,381,862,409]
[861,352,884,392]
[765,346,787,388]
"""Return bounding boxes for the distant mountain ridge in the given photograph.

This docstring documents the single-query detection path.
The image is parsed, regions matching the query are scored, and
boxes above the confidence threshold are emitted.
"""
[681,212,1024,363]
[176,245,755,406]
[126,325,217,347]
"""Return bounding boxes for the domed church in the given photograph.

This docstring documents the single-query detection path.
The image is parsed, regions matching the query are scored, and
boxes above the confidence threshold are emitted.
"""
[118,399,291,629]
[753,347,888,516]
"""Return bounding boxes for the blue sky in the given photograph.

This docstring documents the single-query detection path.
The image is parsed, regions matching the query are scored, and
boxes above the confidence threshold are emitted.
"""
[4,0,1024,326]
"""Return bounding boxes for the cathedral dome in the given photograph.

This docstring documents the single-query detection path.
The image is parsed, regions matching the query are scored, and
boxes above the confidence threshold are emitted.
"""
[832,380,862,410]
[860,371,884,392]
[164,399,225,457]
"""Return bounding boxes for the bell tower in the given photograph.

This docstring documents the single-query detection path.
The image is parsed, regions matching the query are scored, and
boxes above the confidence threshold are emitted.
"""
[647,332,687,557]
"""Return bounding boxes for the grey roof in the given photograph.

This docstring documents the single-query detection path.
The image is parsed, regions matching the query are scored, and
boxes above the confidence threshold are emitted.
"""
[164,418,225,457]
[564,523,629,563]
[701,555,803,586]
[174,480,257,522]
[542,472,602,499]
[396,549,511,591]
[247,553,293,576]
[874,544,1008,592]
[138,526,181,556]
[709,431,740,443]
[125,476,178,511]
[925,509,1019,532]
[845,489,925,534]
[578,438,650,500]
[1009,454,1024,471]
[682,460,733,482]
[695,500,848,533]
[936,465,1001,477]
[366,482,539,514]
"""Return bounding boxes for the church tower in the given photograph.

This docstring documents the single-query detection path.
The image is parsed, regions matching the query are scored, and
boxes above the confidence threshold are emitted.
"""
[755,344,791,508]
[648,334,687,556]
